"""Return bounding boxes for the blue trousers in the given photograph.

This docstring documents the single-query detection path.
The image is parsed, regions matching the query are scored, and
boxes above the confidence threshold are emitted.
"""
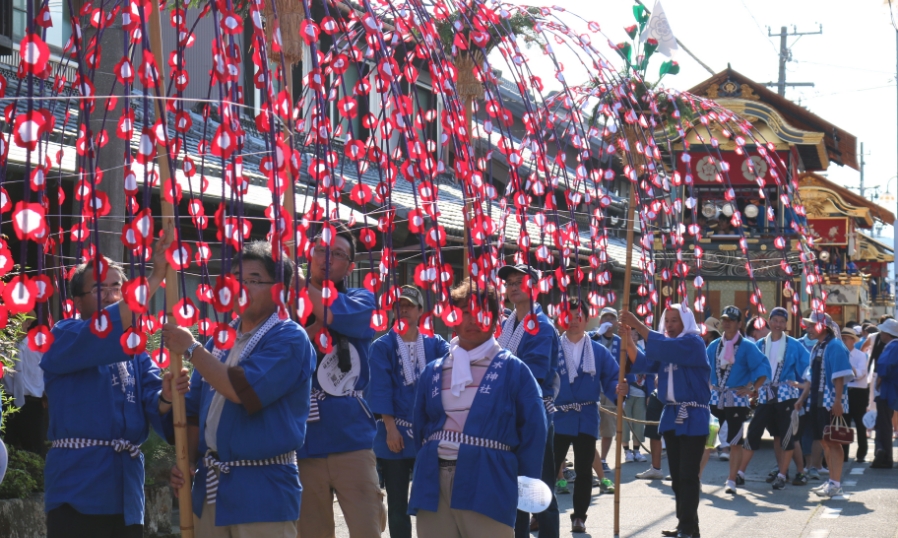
[515,422,559,538]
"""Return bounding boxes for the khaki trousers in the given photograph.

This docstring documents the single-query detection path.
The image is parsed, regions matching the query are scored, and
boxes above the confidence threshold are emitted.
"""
[194,498,296,538]
[416,465,513,538]
[297,449,386,538]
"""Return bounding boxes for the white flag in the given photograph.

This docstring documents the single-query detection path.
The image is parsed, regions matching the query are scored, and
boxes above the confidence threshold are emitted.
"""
[640,0,679,59]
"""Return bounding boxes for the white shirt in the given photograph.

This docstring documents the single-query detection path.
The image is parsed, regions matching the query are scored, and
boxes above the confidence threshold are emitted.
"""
[766,336,784,375]
[3,340,45,407]
[847,349,869,389]
[568,337,586,373]
[204,325,259,451]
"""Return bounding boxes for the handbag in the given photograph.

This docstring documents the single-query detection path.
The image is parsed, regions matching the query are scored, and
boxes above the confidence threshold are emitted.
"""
[823,415,854,445]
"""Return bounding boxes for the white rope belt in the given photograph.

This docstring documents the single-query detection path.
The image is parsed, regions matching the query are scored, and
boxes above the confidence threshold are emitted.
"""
[203,450,297,504]
[427,430,511,451]
[665,402,710,425]
[51,438,142,458]
[543,396,557,414]
[308,388,365,423]
[556,401,596,413]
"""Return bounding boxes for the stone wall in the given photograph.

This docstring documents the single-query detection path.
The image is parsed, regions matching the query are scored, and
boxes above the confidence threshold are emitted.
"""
[0,487,172,538]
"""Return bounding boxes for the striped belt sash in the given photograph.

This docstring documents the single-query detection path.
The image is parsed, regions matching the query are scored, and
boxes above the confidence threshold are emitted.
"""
[665,402,711,424]
[202,450,297,504]
[308,388,365,422]
[555,401,595,413]
[376,417,413,429]
[427,430,511,451]
[543,396,557,414]
[51,438,142,458]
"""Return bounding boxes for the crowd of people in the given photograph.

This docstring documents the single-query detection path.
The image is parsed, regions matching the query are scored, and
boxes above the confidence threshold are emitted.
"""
[3,227,898,538]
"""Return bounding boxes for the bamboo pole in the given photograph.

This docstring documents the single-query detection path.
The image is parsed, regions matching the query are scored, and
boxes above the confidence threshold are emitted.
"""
[614,124,643,538]
[147,3,193,536]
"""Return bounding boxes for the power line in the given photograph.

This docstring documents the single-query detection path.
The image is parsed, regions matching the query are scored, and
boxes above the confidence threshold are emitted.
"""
[793,60,895,76]
[739,0,779,56]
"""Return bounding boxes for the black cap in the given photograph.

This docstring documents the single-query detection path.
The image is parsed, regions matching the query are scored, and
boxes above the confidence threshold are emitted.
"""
[498,263,541,282]
[720,305,743,322]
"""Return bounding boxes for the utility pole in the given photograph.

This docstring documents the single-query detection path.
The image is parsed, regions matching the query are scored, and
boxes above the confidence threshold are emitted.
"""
[860,142,866,198]
[764,25,822,96]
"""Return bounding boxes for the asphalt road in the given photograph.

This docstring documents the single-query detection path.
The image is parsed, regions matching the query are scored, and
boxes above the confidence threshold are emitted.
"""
[328,432,898,538]
[169,430,897,537]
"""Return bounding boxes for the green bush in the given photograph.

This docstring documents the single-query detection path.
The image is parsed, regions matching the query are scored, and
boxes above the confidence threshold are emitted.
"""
[0,446,44,499]
[143,430,176,487]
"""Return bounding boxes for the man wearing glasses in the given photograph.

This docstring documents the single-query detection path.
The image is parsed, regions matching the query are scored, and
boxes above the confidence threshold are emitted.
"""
[295,222,386,538]
[163,240,315,536]
[41,231,190,538]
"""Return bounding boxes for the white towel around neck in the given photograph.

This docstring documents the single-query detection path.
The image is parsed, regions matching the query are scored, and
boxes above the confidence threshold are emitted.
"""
[448,336,499,397]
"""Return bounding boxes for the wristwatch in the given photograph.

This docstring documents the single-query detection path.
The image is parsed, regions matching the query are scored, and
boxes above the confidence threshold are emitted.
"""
[184,341,202,361]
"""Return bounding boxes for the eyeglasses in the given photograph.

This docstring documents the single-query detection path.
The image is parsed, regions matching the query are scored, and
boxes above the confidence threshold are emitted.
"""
[505,279,524,289]
[311,245,351,262]
[237,278,276,287]
[79,285,122,297]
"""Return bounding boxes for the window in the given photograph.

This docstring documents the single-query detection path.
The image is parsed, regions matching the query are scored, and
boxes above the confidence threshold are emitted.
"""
[12,0,27,41]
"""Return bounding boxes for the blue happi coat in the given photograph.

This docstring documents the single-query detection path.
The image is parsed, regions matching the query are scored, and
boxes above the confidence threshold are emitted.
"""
[804,335,854,411]
[367,329,450,459]
[409,348,546,527]
[42,304,168,526]
[184,317,315,526]
[755,336,809,403]
[631,331,711,437]
[299,287,377,458]
[707,336,771,406]
[554,338,620,438]
[591,332,655,396]
[877,340,898,410]
[505,305,559,423]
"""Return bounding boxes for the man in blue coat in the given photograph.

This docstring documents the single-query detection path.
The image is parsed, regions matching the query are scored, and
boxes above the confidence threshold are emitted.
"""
[740,307,810,490]
[165,241,315,536]
[802,312,855,498]
[875,319,898,456]
[42,231,188,537]
[706,305,770,495]
[590,307,623,473]
[295,223,385,537]
[620,305,710,538]
[497,263,559,538]
[871,319,897,469]
[367,285,450,538]
[410,278,546,538]
[553,299,627,533]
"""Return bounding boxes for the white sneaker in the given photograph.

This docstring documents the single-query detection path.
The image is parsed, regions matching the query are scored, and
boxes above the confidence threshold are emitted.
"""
[624,450,635,463]
[725,480,737,494]
[636,467,665,480]
[634,451,647,463]
[814,482,842,498]
[820,467,830,475]
[719,451,730,461]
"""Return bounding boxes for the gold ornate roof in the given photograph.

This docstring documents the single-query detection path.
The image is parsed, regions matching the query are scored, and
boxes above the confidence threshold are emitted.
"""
[856,232,894,263]
[799,172,895,226]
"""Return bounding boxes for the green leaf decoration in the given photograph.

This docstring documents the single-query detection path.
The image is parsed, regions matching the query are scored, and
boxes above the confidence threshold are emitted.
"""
[633,4,648,23]
[616,42,633,63]
[660,59,672,76]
